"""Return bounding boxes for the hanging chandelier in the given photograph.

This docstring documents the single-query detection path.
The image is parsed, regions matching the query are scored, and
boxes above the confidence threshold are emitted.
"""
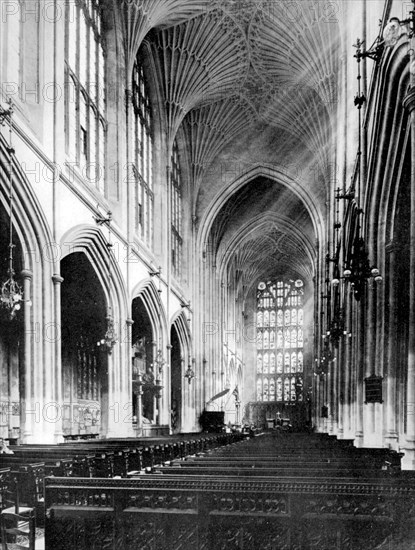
[153,347,165,376]
[148,266,166,377]
[327,36,383,303]
[185,358,195,385]
[97,311,118,353]
[0,99,27,319]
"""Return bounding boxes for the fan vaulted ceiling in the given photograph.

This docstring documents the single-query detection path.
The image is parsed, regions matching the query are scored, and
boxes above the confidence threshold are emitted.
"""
[116,0,343,288]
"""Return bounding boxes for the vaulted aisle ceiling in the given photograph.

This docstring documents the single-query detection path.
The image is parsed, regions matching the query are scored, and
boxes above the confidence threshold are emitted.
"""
[119,0,342,284]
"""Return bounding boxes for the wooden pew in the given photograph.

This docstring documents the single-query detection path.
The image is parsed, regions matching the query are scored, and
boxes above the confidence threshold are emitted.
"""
[5,433,244,493]
[40,431,415,548]
[0,433,242,520]
[178,455,400,471]
[154,465,396,479]
[0,468,10,511]
[44,473,415,550]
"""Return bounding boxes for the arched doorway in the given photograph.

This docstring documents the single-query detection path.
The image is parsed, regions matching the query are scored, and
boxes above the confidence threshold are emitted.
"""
[61,252,107,437]
[170,324,182,433]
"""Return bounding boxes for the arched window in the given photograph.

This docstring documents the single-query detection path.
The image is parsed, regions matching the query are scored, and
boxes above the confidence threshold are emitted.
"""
[291,352,297,373]
[263,330,269,349]
[257,378,262,401]
[276,377,283,401]
[270,352,276,373]
[298,351,304,372]
[130,58,154,246]
[257,354,263,373]
[291,309,297,325]
[263,353,269,374]
[269,378,276,401]
[284,352,290,373]
[256,279,304,402]
[264,311,269,327]
[284,378,290,401]
[171,140,183,278]
[276,353,283,373]
[257,331,263,349]
[65,0,106,193]
[263,378,269,401]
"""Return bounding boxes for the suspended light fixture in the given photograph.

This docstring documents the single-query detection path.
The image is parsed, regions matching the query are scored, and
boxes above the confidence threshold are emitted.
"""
[95,210,117,353]
[149,266,166,377]
[327,41,383,302]
[153,347,165,376]
[0,99,31,319]
[184,358,195,385]
[97,313,118,353]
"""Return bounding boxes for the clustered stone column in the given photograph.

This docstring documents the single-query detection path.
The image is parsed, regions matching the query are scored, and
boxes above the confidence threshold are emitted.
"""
[402,87,415,468]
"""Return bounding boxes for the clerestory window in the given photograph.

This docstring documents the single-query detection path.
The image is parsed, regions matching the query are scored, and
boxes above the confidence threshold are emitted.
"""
[170,140,182,278]
[130,59,153,247]
[65,0,106,193]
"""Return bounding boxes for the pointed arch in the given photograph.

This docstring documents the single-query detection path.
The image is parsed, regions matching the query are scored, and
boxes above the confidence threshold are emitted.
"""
[170,309,192,350]
[170,311,193,433]
[60,224,128,323]
[59,225,130,437]
[0,133,58,442]
[217,212,317,286]
[0,134,54,273]
[197,164,325,257]
[132,278,168,345]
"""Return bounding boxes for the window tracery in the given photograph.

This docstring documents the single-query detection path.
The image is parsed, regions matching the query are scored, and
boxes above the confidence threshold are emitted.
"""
[256,279,304,402]
[65,0,106,193]
[130,58,154,246]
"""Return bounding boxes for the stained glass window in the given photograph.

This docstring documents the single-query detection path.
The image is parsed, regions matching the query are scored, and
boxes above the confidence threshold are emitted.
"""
[263,353,269,374]
[276,377,283,401]
[256,279,304,402]
[257,311,263,327]
[257,354,263,373]
[263,378,269,401]
[257,378,262,400]
[270,352,276,373]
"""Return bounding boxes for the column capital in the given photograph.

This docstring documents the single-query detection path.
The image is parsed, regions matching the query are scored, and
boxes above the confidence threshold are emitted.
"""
[21,269,33,280]
[52,274,64,285]
[403,88,415,112]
